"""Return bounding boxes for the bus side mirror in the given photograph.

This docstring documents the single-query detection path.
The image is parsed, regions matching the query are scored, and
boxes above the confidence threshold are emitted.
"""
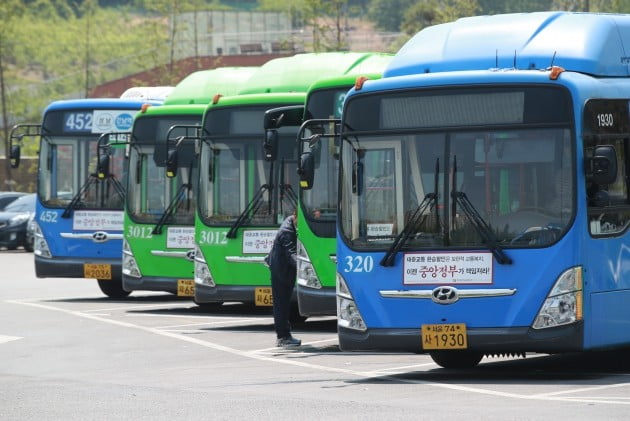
[298,152,315,190]
[166,149,178,178]
[9,145,21,169]
[97,154,110,179]
[263,130,278,161]
[590,145,617,185]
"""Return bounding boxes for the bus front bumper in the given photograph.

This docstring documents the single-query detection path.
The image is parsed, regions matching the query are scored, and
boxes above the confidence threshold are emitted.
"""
[297,285,336,317]
[35,255,122,280]
[123,275,186,294]
[194,283,298,306]
[194,283,263,304]
[338,321,584,354]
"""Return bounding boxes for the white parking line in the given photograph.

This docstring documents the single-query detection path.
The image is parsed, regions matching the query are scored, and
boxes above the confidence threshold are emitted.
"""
[7,298,630,405]
[84,302,192,313]
[154,318,261,329]
[0,334,22,344]
[531,381,630,398]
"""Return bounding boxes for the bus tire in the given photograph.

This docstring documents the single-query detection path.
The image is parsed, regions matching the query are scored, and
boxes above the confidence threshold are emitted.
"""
[429,351,483,369]
[97,278,131,299]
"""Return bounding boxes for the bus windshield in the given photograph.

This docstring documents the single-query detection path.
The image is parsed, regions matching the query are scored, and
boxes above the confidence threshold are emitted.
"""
[198,134,297,226]
[126,117,198,225]
[340,86,574,251]
[198,106,298,227]
[38,135,126,209]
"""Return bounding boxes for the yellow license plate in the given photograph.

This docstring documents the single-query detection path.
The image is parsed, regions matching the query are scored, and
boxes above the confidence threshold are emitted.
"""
[255,287,273,306]
[84,263,111,279]
[421,323,468,350]
[177,279,195,297]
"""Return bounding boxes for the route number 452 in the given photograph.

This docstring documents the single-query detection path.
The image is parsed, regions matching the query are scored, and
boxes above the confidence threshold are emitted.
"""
[343,255,374,273]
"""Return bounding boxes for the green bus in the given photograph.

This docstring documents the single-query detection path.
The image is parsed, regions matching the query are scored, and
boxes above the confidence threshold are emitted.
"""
[122,67,257,296]
[192,52,390,312]
[294,57,392,317]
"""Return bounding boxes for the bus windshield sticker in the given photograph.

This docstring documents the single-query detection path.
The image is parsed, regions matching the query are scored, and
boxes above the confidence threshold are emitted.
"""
[166,227,195,249]
[242,230,277,254]
[403,252,493,285]
[73,211,124,231]
[367,223,394,237]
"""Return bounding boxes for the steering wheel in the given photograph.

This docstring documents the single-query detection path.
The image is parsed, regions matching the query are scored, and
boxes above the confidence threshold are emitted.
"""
[510,224,561,246]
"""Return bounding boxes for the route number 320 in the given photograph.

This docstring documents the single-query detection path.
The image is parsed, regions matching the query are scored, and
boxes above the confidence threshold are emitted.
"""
[343,255,374,273]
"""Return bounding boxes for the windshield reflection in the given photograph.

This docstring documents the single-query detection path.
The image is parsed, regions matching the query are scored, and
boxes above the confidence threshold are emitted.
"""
[340,128,574,250]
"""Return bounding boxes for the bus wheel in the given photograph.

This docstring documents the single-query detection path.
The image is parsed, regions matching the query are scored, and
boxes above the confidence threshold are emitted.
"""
[429,351,483,369]
[97,278,131,299]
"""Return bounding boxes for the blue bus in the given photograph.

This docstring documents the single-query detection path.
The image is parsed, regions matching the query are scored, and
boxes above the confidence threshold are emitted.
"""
[10,89,169,298]
[332,12,630,368]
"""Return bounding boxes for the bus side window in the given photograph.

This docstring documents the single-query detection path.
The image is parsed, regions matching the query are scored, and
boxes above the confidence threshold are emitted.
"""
[586,138,630,235]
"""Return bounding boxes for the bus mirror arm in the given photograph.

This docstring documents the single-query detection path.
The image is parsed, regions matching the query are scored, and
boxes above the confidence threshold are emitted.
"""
[9,124,42,169]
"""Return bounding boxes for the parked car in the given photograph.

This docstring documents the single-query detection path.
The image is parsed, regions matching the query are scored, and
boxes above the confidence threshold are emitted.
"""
[0,191,26,211]
[0,193,36,251]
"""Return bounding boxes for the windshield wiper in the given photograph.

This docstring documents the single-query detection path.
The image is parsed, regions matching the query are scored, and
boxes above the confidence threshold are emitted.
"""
[152,183,192,235]
[226,184,271,238]
[381,158,440,267]
[451,157,512,265]
[61,172,126,218]
[62,175,97,218]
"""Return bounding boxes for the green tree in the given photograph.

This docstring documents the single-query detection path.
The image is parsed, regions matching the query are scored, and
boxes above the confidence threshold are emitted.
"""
[551,0,630,12]
[401,0,480,35]
[477,0,552,14]
[0,0,26,190]
[367,0,415,31]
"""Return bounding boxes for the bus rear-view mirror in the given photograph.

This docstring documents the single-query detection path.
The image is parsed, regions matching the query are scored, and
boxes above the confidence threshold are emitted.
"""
[590,145,617,185]
[97,154,110,179]
[9,145,21,169]
[298,152,315,190]
[263,130,278,161]
[166,149,178,178]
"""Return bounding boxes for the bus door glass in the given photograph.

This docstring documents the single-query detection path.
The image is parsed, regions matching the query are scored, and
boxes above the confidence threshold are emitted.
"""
[128,144,166,223]
[301,122,339,222]
[277,130,299,219]
[38,137,78,206]
[585,137,630,236]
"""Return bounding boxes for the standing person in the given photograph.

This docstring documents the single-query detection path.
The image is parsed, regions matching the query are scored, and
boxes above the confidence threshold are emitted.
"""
[265,210,301,348]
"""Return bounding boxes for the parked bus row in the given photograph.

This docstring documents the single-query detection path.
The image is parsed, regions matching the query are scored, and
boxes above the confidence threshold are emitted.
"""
[11,11,630,369]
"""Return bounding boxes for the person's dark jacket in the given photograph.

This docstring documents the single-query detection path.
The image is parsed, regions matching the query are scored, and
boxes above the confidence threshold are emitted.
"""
[265,215,297,284]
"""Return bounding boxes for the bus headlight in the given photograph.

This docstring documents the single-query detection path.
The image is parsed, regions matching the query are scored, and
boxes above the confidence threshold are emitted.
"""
[33,221,52,258]
[336,272,366,331]
[532,266,583,329]
[194,245,215,287]
[122,239,142,278]
[297,241,321,289]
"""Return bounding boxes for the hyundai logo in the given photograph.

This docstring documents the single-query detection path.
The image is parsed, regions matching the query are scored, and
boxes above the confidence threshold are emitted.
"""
[185,249,196,262]
[431,286,459,304]
[92,231,109,243]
